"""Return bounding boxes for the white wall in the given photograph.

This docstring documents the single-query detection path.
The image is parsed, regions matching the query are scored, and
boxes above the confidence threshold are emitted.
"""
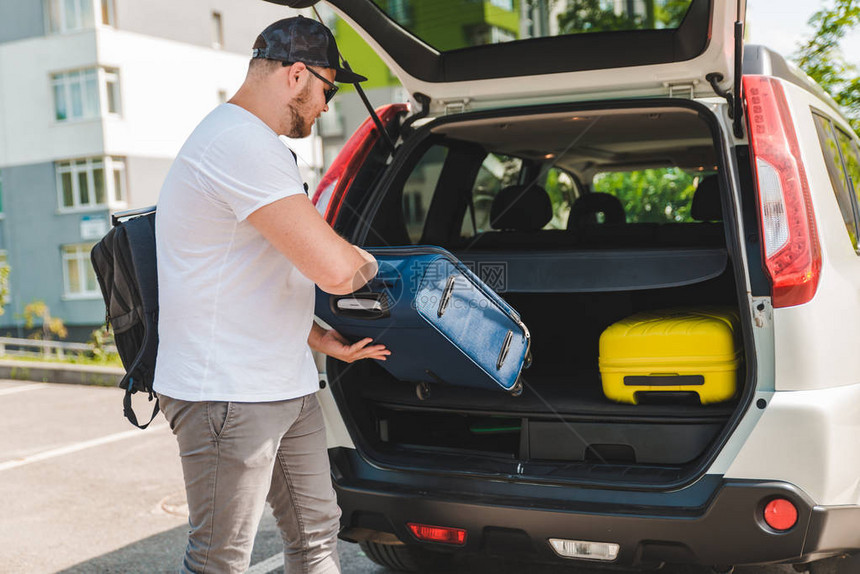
[0,26,321,184]
[98,28,322,186]
[97,27,247,159]
[115,0,302,55]
[0,30,104,168]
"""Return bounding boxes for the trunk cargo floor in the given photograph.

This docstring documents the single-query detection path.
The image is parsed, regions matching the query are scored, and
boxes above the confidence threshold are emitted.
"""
[354,370,738,422]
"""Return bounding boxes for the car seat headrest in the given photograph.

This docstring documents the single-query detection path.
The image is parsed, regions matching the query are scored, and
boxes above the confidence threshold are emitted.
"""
[569,192,626,228]
[691,174,723,222]
[489,184,553,231]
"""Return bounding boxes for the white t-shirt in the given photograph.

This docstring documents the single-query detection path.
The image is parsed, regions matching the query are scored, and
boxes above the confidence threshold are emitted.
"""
[153,103,319,402]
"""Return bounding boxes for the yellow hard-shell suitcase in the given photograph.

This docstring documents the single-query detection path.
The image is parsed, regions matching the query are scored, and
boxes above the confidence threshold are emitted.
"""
[599,308,741,405]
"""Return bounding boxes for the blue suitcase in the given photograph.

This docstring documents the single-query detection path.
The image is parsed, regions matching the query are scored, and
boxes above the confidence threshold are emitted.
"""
[315,246,531,396]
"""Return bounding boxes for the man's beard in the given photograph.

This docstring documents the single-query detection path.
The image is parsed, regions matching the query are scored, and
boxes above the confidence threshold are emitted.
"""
[285,85,314,138]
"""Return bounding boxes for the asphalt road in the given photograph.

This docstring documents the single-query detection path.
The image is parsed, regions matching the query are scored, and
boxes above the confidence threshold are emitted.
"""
[0,380,827,574]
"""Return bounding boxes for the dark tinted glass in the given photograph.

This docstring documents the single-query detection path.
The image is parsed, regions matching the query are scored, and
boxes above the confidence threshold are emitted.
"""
[813,112,859,251]
[372,0,694,51]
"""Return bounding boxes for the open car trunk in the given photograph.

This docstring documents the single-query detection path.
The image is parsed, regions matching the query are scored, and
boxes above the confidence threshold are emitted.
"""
[324,100,753,487]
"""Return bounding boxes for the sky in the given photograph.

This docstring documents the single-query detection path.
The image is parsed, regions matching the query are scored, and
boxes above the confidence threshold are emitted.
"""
[746,0,860,66]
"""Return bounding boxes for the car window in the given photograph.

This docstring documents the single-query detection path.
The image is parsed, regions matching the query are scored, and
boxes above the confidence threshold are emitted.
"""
[458,157,575,238]
[835,127,860,202]
[542,166,576,230]
[402,145,448,243]
[591,167,699,223]
[371,0,694,51]
[812,113,858,250]
[460,153,522,238]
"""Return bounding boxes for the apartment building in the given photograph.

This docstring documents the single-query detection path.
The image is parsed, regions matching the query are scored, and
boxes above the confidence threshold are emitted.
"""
[0,0,321,338]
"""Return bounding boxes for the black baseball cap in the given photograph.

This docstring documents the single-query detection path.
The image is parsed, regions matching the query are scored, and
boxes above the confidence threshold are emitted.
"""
[252,16,367,84]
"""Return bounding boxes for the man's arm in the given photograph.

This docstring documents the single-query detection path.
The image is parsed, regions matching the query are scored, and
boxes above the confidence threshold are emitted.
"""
[247,194,377,295]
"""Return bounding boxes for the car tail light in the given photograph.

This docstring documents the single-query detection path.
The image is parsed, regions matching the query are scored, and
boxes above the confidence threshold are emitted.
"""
[311,103,408,225]
[763,498,798,531]
[743,75,821,308]
[407,522,467,545]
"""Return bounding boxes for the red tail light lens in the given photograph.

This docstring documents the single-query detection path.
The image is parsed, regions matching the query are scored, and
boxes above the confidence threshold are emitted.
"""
[407,522,467,545]
[743,75,821,307]
[763,498,798,531]
[311,103,408,225]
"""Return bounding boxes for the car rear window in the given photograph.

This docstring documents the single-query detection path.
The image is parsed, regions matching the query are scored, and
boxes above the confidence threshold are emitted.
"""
[371,0,694,51]
[592,168,705,223]
[362,107,720,249]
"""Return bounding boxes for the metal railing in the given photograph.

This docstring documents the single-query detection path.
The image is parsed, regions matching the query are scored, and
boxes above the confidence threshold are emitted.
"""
[0,337,118,360]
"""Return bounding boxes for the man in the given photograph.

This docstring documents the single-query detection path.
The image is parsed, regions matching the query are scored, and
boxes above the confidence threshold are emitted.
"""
[153,16,388,574]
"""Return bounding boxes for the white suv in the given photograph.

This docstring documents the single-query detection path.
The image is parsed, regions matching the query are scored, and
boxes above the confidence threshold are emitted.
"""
[286,0,860,572]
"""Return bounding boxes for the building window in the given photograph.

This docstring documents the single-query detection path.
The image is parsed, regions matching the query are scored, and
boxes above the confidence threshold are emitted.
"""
[102,68,121,114]
[489,0,514,10]
[62,244,99,298]
[46,0,94,33]
[212,12,224,49]
[57,157,126,210]
[99,0,115,26]
[466,24,517,46]
[52,67,121,121]
[490,26,517,44]
[387,0,413,26]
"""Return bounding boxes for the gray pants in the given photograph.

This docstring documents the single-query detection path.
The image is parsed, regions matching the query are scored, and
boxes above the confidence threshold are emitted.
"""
[159,393,341,574]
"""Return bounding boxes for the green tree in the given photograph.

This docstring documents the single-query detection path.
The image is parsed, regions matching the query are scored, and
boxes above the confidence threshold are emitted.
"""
[793,0,860,134]
[88,323,119,363]
[22,300,67,341]
[543,168,574,228]
[592,168,699,223]
[0,264,9,316]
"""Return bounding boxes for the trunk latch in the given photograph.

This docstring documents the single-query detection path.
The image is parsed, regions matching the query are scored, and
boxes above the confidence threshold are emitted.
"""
[664,81,698,99]
[443,99,470,115]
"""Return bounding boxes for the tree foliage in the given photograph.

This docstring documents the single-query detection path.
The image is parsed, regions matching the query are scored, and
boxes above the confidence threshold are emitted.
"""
[22,300,67,341]
[793,0,860,134]
[0,265,9,316]
[592,168,699,223]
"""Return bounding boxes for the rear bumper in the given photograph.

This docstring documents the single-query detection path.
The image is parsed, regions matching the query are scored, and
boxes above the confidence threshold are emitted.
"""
[330,448,860,568]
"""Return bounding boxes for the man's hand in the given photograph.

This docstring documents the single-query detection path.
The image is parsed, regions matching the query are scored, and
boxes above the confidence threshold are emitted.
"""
[310,324,390,363]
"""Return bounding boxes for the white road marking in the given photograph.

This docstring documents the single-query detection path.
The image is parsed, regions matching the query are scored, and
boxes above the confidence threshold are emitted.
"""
[0,423,169,472]
[246,553,284,574]
[0,383,48,396]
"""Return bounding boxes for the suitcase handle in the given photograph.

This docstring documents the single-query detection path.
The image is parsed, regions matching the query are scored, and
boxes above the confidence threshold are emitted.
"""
[437,276,456,317]
[497,330,513,370]
[331,293,390,320]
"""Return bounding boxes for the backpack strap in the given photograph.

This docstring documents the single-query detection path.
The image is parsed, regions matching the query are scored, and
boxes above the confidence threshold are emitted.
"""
[120,213,160,429]
[122,381,160,429]
[288,148,309,195]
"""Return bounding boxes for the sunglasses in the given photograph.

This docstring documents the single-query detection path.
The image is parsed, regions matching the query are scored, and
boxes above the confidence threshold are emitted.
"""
[303,65,339,104]
[281,61,339,103]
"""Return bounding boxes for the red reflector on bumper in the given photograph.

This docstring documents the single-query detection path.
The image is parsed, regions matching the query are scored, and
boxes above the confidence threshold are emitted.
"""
[407,522,467,545]
[763,498,798,531]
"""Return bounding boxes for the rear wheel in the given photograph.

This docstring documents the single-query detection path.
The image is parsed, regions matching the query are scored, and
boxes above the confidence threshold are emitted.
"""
[359,541,454,573]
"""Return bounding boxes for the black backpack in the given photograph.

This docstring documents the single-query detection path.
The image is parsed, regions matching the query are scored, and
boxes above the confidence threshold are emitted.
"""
[90,206,160,429]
